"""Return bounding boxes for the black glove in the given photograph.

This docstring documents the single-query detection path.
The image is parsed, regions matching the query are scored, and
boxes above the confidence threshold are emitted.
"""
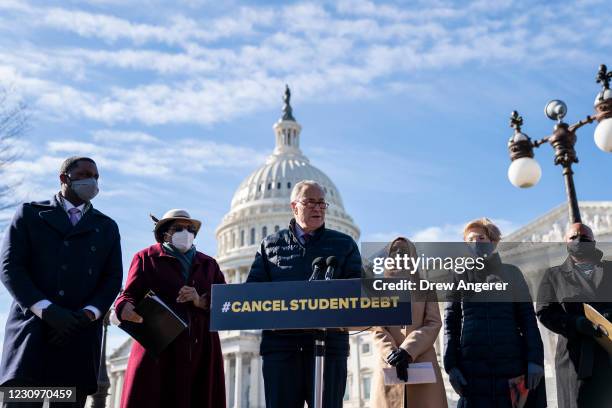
[387,348,411,382]
[50,310,94,346]
[72,310,94,329]
[575,316,603,338]
[41,304,79,345]
[448,367,467,396]
[396,360,409,382]
[386,348,411,366]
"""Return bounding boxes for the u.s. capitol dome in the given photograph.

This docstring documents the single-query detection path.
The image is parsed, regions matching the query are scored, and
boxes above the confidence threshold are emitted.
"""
[215,86,360,284]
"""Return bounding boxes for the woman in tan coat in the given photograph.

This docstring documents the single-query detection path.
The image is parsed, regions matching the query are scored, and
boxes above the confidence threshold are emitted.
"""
[371,237,448,408]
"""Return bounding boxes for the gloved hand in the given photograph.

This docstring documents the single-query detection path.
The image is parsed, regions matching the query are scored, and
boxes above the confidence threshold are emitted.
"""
[527,363,544,389]
[73,309,95,329]
[41,304,79,346]
[386,348,411,366]
[396,360,409,382]
[448,367,467,396]
[575,316,603,338]
[386,348,411,382]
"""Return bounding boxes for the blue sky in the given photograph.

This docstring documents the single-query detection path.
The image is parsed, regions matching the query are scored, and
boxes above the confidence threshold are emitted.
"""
[0,0,611,352]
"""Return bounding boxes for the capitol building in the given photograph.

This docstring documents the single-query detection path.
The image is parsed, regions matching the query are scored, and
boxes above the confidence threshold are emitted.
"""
[103,87,612,408]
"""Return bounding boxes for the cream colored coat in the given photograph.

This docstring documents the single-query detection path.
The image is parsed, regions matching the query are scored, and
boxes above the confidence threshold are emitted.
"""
[370,300,448,408]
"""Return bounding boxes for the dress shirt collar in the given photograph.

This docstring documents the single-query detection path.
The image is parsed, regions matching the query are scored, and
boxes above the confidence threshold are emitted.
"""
[57,193,88,214]
[294,222,313,244]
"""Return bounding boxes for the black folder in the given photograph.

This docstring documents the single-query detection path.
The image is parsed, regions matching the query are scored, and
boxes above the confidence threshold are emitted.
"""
[119,290,188,355]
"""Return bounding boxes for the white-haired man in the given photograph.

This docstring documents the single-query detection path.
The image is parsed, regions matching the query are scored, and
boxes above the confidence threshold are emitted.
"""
[247,180,362,408]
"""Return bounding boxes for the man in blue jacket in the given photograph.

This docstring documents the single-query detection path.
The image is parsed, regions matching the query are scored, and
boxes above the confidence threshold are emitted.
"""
[0,157,123,408]
[247,180,362,408]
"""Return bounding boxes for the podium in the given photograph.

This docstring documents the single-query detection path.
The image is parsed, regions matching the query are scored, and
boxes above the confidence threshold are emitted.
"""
[211,278,412,407]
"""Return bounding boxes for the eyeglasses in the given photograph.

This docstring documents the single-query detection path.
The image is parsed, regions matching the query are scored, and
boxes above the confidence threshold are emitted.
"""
[297,200,329,209]
[169,226,197,234]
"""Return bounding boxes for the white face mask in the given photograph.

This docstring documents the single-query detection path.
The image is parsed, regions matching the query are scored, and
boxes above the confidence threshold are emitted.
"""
[171,230,195,253]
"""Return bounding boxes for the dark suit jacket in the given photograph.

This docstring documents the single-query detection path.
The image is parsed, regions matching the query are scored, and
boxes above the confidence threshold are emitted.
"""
[0,195,122,393]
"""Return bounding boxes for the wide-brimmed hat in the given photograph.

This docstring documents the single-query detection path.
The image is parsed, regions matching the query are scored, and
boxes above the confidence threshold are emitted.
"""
[150,209,202,243]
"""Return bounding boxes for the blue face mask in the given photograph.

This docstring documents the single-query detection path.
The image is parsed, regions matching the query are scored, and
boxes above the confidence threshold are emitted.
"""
[468,241,495,258]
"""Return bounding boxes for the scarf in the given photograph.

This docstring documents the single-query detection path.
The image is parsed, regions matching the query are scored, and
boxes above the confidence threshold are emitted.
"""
[162,242,196,283]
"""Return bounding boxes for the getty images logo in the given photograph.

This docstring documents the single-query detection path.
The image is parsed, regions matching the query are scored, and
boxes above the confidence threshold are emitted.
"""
[371,252,486,275]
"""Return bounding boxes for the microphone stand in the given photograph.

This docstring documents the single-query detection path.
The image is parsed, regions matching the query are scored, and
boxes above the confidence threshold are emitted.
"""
[313,330,325,408]
[313,263,335,408]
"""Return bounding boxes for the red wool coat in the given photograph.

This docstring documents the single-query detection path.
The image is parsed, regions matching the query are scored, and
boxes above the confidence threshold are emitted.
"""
[115,243,226,408]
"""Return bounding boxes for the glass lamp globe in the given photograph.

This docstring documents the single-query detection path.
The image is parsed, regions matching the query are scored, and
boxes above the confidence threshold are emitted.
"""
[594,117,612,152]
[508,157,542,188]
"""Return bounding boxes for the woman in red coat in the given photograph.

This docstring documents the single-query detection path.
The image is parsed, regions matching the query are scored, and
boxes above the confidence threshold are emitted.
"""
[114,209,226,408]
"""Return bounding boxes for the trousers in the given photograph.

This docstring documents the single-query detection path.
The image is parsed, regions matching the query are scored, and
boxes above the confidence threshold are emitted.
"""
[262,350,347,408]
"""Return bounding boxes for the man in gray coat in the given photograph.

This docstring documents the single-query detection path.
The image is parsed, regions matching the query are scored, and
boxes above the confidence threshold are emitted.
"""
[0,157,123,407]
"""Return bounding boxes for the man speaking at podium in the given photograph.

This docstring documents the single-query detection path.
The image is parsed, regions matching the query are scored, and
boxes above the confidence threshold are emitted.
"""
[247,180,362,408]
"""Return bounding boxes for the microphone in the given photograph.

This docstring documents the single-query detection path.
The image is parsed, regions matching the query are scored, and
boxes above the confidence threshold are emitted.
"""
[309,257,325,281]
[324,256,338,280]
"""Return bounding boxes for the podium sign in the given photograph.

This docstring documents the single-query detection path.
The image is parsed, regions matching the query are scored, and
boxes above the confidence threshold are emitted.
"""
[210,278,411,331]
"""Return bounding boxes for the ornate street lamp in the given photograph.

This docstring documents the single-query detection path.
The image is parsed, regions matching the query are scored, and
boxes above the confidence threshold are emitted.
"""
[507,64,612,223]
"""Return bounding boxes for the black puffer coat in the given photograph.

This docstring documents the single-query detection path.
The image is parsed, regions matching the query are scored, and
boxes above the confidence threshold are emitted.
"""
[246,219,362,356]
[444,254,547,408]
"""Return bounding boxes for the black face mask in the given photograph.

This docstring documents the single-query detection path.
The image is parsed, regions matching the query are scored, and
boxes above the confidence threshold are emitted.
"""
[468,241,495,258]
[567,239,597,259]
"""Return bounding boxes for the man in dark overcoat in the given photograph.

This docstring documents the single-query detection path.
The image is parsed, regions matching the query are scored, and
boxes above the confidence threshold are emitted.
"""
[0,156,123,407]
[536,223,612,408]
[246,180,362,408]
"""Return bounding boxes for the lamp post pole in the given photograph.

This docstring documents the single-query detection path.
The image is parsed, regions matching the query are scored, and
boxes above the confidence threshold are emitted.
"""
[506,64,612,223]
[91,311,111,408]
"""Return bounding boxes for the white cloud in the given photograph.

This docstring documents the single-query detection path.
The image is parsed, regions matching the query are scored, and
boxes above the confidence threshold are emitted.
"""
[361,231,405,242]
[42,8,174,45]
[0,0,609,125]
[3,130,268,195]
[411,224,464,242]
[92,130,160,144]
[364,218,522,244]
[0,0,35,13]
[37,6,276,47]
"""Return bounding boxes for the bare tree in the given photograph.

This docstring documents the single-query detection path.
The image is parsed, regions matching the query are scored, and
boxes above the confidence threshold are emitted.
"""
[0,87,28,212]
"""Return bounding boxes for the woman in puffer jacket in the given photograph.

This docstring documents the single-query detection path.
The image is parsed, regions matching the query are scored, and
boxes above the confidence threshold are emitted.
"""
[443,217,547,408]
